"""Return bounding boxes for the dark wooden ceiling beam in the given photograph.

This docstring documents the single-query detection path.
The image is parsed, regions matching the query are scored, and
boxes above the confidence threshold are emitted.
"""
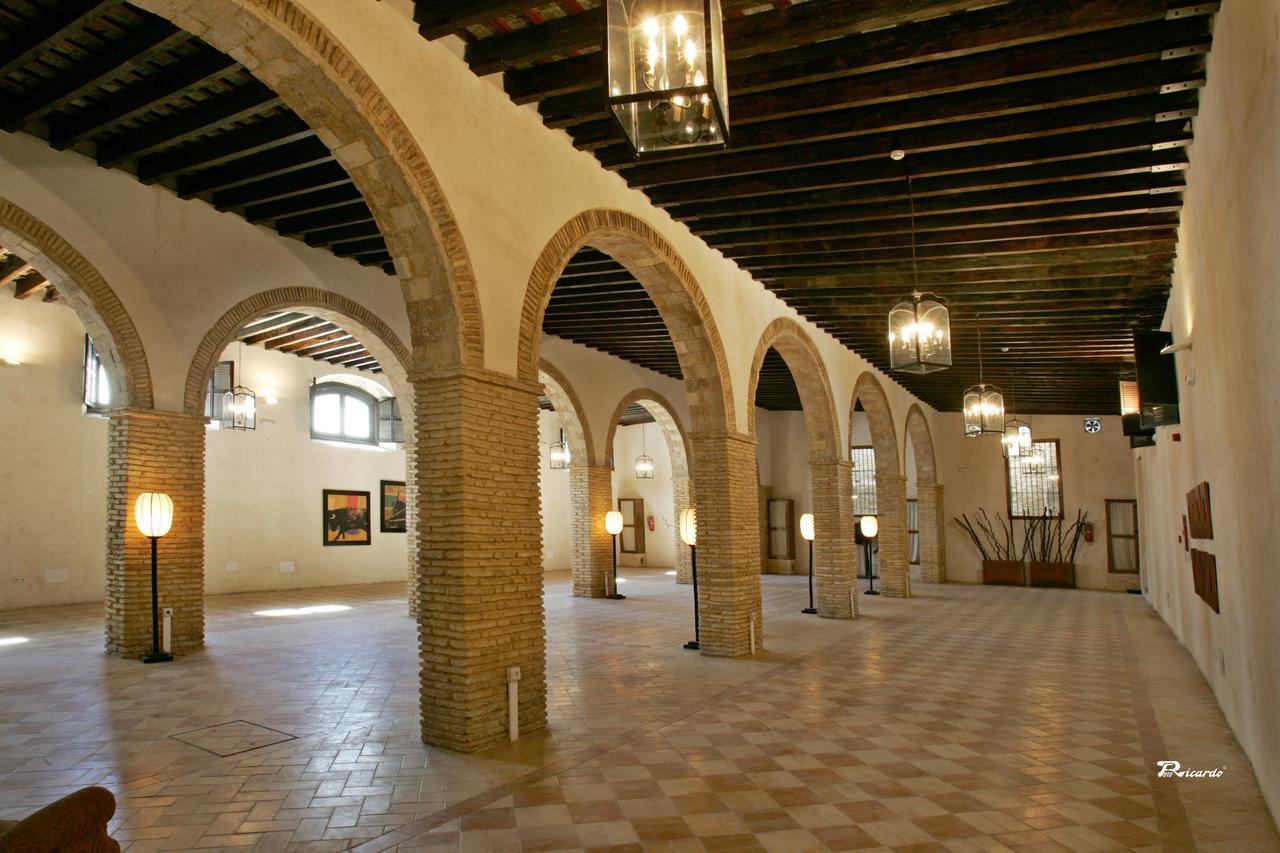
[95,83,286,166]
[414,1,546,40]
[740,240,1176,272]
[136,114,312,183]
[12,271,50,299]
[274,201,375,236]
[240,316,329,345]
[302,220,383,248]
[258,324,342,351]
[243,183,364,223]
[175,138,333,197]
[0,0,126,81]
[209,160,350,209]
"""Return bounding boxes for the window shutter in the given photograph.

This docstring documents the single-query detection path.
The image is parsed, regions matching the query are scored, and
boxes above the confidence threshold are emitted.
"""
[377,396,404,444]
[206,361,234,419]
[83,336,99,407]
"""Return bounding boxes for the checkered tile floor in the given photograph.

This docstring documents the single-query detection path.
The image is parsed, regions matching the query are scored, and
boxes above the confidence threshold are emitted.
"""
[0,571,1275,851]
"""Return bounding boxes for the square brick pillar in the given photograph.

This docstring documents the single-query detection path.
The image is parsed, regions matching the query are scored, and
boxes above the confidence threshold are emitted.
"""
[876,473,912,598]
[569,464,614,597]
[811,460,858,618]
[917,484,946,584]
[412,369,546,752]
[673,475,693,584]
[105,409,206,658]
[688,432,763,657]
[405,435,421,616]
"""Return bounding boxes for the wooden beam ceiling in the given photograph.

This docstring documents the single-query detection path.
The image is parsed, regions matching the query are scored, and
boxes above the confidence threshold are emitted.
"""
[418,0,1217,414]
[0,0,395,276]
[0,246,56,300]
[234,312,383,374]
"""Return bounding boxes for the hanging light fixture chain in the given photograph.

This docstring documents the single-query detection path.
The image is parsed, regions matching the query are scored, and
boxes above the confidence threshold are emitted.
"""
[907,172,920,293]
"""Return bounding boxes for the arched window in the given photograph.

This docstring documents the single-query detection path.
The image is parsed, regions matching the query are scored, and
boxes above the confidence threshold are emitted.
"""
[310,382,378,445]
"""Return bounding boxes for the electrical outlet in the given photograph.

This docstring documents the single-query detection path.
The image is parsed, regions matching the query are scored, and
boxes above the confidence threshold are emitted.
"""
[162,607,173,619]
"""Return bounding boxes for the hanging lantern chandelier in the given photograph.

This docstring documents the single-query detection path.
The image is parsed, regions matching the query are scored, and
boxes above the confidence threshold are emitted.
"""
[606,0,729,155]
[220,343,256,431]
[1001,387,1032,458]
[888,157,952,374]
[634,423,655,479]
[963,316,1004,437]
[549,428,570,469]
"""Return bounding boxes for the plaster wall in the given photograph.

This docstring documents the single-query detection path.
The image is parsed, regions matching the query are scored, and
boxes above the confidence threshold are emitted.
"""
[756,410,813,575]
[0,133,409,413]
[611,422,677,569]
[537,408,572,573]
[937,414,1135,590]
[1134,0,1280,818]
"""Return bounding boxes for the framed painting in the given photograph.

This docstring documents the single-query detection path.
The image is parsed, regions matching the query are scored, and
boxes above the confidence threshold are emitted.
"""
[323,489,371,546]
[380,480,407,533]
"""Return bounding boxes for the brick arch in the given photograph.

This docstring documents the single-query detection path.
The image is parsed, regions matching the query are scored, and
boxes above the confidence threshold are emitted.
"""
[850,371,900,478]
[518,209,734,434]
[183,287,413,417]
[850,371,910,598]
[0,196,152,409]
[136,0,481,371]
[745,318,841,462]
[903,404,937,487]
[538,359,595,467]
[603,388,691,479]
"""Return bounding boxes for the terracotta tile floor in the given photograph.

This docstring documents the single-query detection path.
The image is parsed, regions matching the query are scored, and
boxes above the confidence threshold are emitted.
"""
[0,570,1276,851]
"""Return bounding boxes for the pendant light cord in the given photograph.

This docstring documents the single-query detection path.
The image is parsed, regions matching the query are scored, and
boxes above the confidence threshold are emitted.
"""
[907,172,920,293]
[976,312,985,386]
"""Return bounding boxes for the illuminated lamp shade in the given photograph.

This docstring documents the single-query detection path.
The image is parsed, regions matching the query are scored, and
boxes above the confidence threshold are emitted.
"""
[963,383,1005,437]
[605,510,625,536]
[888,292,951,374]
[679,507,697,547]
[799,512,815,542]
[605,0,729,155]
[134,492,174,538]
[859,514,878,539]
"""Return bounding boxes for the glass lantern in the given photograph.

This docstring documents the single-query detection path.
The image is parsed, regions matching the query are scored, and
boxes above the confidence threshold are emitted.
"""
[605,0,729,155]
[634,453,655,478]
[549,429,570,470]
[220,385,256,431]
[963,384,1004,437]
[1001,417,1032,457]
[888,292,952,374]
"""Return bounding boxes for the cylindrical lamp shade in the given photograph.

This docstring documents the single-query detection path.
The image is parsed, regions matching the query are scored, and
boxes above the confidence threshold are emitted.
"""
[888,293,952,374]
[799,512,815,541]
[605,510,625,536]
[135,492,174,538]
[859,514,878,539]
[963,383,1005,437]
[679,507,697,547]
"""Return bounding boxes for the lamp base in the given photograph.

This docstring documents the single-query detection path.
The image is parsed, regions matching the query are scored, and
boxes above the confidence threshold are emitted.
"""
[864,590,880,596]
[141,651,173,664]
[801,607,817,614]
[605,593,626,600]
[683,640,700,650]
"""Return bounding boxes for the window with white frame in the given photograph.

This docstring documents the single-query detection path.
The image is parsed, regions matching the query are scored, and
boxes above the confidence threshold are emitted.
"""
[204,361,234,422]
[310,382,377,445]
[83,335,110,412]
[851,445,877,516]
[1006,438,1064,518]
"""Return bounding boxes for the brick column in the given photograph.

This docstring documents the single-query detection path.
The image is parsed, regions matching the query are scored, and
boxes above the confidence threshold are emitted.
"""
[917,484,946,584]
[570,464,614,597]
[689,432,762,657]
[412,369,546,753]
[876,473,912,598]
[812,460,857,618]
[105,409,205,658]
[672,475,693,584]
[405,434,421,616]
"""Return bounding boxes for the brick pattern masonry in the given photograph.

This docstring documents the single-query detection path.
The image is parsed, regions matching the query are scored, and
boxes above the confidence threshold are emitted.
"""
[570,465,614,598]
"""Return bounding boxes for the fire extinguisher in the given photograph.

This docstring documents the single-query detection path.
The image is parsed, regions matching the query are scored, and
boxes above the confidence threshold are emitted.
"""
[1083,522,1094,543]
[647,515,656,532]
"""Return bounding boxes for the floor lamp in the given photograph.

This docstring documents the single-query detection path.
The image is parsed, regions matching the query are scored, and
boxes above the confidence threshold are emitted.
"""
[861,514,880,596]
[604,510,626,599]
[680,508,699,650]
[135,492,175,663]
[800,513,817,614]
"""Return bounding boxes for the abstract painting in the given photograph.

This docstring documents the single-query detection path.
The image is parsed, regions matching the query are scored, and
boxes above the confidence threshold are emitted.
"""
[323,489,371,546]
[380,480,407,533]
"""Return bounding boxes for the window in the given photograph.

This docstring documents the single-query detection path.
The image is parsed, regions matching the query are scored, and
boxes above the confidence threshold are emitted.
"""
[1006,439,1064,518]
[907,499,920,564]
[766,499,795,560]
[377,397,405,444]
[851,446,877,516]
[1106,499,1140,573]
[618,498,645,554]
[204,361,234,422]
[83,336,110,412]
[310,382,377,445]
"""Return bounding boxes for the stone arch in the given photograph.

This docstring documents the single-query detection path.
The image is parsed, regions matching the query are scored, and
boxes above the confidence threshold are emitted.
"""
[0,196,152,409]
[747,319,854,618]
[539,359,594,468]
[183,287,413,416]
[518,209,735,434]
[745,318,841,460]
[136,0,482,371]
[604,389,695,585]
[850,371,909,598]
[904,404,946,584]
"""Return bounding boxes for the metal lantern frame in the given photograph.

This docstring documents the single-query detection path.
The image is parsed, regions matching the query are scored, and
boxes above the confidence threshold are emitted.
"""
[1001,386,1033,458]
[549,428,570,470]
[962,317,1004,437]
[634,422,655,479]
[220,343,256,431]
[605,0,730,156]
[889,291,952,374]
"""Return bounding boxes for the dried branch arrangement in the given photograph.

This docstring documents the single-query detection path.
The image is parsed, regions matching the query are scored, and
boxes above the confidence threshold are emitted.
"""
[952,509,1017,561]
[1022,509,1089,564]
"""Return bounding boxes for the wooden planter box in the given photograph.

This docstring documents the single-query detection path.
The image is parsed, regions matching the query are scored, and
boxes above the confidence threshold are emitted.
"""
[982,560,1025,586]
[1028,561,1076,589]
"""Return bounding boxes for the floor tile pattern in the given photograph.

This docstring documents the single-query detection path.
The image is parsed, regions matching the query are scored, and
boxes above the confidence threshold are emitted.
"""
[0,570,1275,852]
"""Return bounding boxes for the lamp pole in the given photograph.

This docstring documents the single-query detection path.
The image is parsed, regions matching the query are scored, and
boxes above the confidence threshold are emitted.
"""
[860,515,880,596]
[680,508,699,650]
[604,510,625,600]
[141,535,172,663]
[864,538,879,595]
[135,492,175,664]
[800,512,816,615]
